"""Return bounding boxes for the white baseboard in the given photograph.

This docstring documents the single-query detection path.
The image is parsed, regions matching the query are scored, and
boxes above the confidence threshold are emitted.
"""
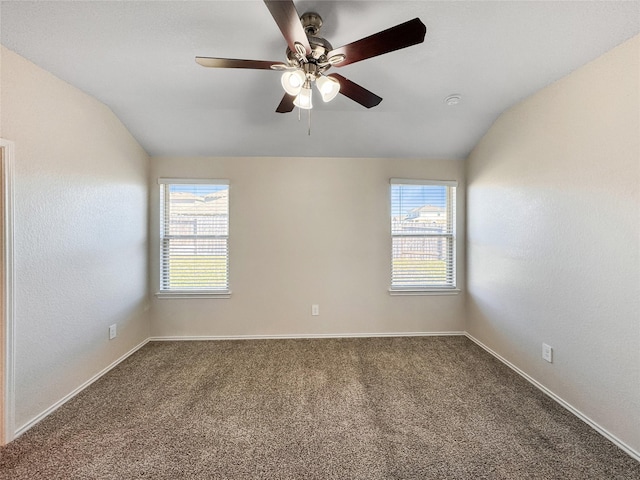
[14,338,150,439]
[148,331,466,342]
[464,333,640,463]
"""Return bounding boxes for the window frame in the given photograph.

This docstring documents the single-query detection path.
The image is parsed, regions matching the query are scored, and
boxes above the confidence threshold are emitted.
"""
[389,178,459,296]
[156,178,231,299]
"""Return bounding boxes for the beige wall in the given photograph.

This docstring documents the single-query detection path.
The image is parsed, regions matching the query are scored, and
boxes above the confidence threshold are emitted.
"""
[0,46,150,430]
[150,157,465,337]
[466,35,640,453]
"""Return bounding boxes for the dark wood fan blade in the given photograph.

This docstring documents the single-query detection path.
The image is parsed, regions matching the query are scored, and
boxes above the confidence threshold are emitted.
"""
[264,0,311,55]
[328,74,382,108]
[327,18,426,67]
[276,93,296,113]
[195,57,280,70]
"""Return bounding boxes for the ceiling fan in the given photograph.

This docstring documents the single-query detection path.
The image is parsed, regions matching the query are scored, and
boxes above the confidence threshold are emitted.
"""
[195,0,426,113]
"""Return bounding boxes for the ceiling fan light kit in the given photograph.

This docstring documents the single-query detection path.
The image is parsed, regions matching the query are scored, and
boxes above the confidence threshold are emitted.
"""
[293,82,313,110]
[316,75,340,102]
[281,69,306,95]
[196,0,427,124]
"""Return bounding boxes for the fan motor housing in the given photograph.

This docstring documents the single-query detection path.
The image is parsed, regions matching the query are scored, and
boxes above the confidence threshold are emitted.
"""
[284,12,334,72]
[286,37,333,67]
[301,12,323,35]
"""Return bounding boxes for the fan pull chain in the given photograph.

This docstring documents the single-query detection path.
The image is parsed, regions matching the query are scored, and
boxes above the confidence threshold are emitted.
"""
[295,106,312,136]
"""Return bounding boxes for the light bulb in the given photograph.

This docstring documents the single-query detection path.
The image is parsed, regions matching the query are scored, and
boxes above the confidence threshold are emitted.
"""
[293,86,313,110]
[281,70,305,96]
[315,75,340,102]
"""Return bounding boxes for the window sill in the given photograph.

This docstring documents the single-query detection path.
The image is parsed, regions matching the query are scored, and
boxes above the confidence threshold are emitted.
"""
[388,288,460,296]
[155,290,231,299]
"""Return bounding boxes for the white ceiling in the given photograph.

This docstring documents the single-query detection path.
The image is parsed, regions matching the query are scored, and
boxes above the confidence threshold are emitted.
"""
[1,1,639,159]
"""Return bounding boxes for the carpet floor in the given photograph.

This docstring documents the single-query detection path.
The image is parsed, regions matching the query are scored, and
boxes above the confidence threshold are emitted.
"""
[0,336,638,479]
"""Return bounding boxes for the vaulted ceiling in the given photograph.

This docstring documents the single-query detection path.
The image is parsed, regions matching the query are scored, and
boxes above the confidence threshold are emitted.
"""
[1,1,638,159]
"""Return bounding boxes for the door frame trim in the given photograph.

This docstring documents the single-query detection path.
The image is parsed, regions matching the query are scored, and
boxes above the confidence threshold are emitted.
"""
[0,138,15,445]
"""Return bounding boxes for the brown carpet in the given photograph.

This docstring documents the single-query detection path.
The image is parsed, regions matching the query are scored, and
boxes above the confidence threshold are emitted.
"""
[0,336,638,479]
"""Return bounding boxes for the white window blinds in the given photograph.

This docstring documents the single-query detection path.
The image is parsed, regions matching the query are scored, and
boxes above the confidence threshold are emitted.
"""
[390,179,457,290]
[159,179,229,292]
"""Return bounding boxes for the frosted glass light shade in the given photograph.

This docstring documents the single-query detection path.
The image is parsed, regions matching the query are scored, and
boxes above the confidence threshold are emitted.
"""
[293,87,313,109]
[316,75,340,102]
[281,70,305,96]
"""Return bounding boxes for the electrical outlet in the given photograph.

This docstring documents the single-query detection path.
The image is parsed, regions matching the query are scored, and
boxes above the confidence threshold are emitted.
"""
[109,324,117,340]
[542,343,553,363]
[311,304,319,316]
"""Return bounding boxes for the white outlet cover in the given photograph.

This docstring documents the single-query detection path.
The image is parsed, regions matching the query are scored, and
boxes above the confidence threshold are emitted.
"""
[542,343,553,363]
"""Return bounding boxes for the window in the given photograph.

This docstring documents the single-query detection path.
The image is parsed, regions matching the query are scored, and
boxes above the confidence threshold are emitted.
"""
[390,179,457,293]
[158,179,229,296]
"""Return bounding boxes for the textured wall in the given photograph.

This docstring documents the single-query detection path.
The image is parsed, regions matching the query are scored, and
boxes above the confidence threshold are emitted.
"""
[150,157,465,337]
[466,35,640,453]
[0,46,150,429]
